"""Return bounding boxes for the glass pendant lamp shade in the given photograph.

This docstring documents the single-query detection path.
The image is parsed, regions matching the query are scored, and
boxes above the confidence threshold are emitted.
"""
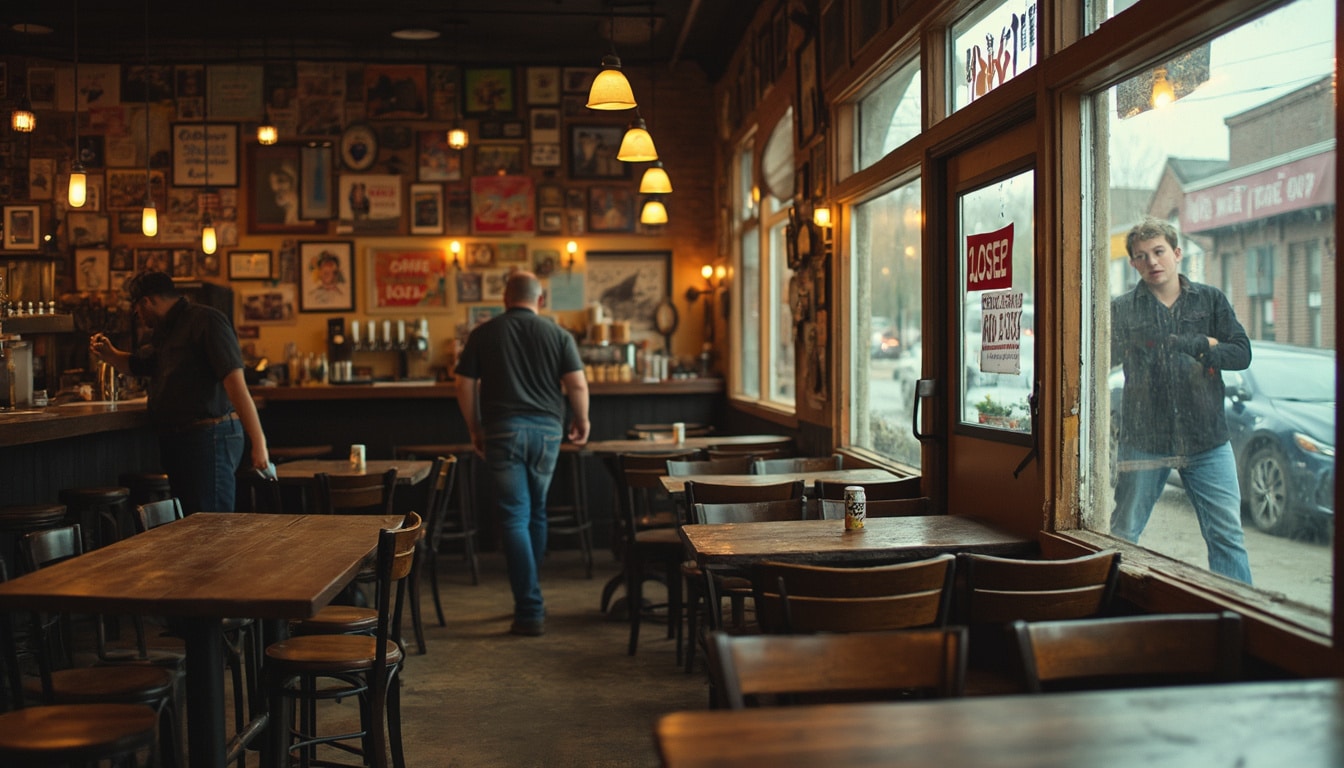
[586,54,637,110]
[141,199,158,237]
[447,125,469,150]
[640,198,668,225]
[257,122,278,145]
[201,213,217,255]
[639,162,672,194]
[68,168,88,208]
[617,119,657,162]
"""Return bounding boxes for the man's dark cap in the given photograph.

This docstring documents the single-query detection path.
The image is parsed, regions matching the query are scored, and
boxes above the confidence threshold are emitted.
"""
[126,271,178,303]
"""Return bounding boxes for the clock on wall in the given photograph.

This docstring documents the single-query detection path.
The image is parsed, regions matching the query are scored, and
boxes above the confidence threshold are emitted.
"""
[654,299,679,354]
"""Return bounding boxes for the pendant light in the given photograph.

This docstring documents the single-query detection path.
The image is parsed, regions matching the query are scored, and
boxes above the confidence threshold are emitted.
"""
[619,9,660,165]
[199,42,216,256]
[639,197,668,225]
[9,26,35,133]
[256,39,278,144]
[446,8,469,150]
[68,0,87,208]
[140,0,157,237]
[586,5,636,110]
[639,161,673,194]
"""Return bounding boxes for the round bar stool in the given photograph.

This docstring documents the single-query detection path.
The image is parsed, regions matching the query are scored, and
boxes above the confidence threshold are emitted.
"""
[0,503,67,577]
[118,471,173,510]
[59,486,132,552]
[547,443,594,578]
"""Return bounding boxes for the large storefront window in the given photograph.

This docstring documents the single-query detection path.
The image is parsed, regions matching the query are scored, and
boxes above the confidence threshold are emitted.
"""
[857,58,922,171]
[1084,0,1335,613]
[949,0,1038,112]
[850,179,923,468]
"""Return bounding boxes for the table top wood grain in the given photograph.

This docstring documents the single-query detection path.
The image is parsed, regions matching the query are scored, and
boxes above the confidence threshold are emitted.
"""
[679,515,1036,568]
[274,458,433,485]
[655,679,1344,768]
[661,467,900,495]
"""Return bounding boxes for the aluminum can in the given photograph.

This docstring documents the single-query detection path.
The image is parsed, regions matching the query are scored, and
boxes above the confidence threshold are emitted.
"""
[672,422,686,444]
[349,444,366,472]
[844,486,866,531]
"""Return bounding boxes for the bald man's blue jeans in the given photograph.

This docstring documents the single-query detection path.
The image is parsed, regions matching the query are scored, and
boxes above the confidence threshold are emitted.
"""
[484,415,562,624]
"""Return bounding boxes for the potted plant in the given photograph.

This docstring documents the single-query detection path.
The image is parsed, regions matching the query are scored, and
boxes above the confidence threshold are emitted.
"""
[974,395,1017,428]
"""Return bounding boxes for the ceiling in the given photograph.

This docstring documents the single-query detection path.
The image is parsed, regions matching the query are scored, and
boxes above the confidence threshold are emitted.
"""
[2,1,760,84]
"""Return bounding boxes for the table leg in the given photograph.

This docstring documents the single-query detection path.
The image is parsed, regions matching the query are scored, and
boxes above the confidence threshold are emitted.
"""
[173,617,226,768]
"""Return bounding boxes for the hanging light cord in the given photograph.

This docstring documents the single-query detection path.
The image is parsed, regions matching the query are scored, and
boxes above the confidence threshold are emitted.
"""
[144,0,152,185]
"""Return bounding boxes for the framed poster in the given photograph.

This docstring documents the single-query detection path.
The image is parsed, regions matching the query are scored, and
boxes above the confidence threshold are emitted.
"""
[171,122,239,187]
[463,68,515,116]
[588,186,635,233]
[28,158,55,201]
[136,248,171,273]
[299,143,336,220]
[337,174,402,235]
[530,143,561,168]
[529,108,561,144]
[526,67,560,105]
[2,205,40,251]
[67,212,109,247]
[416,130,461,181]
[569,125,628,179]
[237,282,297,324]
[583,250,671,348]
[206,64,263,121]
[561,67,597,94]
[74,248,110,291]
[106,169,165,211]
[427,64,460,121]
[409,183,444,235]
[474,142,525,175]
[228,249,273,280]
[299,241,355,312]
[248,143,324,233]
[471,175,535,235]
[367,247,451,312]
[171,248,195,278]
[364,64,428,120]
[795,37,821,148]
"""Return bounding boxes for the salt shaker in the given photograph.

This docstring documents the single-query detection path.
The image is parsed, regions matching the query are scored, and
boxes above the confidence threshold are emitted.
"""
[843,485,866,531]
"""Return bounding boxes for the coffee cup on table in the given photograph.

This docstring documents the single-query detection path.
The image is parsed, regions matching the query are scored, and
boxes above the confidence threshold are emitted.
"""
[349,444,366,472]
[672,422,686,444]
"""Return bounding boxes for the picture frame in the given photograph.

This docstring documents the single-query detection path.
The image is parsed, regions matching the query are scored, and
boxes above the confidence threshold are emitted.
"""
[795,37,821,148]
[171,122,239,187]
[106,169,166,212]
[463,68,515,117]
[561,67,597,94]
[228,249,274,280]
[299,241,356,312]
[820,0,846,84]
[337,174,402,235]
[28,158,55,201]
[364,64,429,120]
[851,0,888,61]
[339,123,379,172]
[74,248,110,291]
[237,282,297,325]
[529,108,561,144]
[496,242,527,263]
[455,271,483,303]
[367,247,451,312]
[206,64,263,121]
[427,64,461,122]
[416,130,461,182]
[530,143,561,168]
[471,175,535,235]
[583,250,671,349]
[568,124,629,180]
[171,248,196,278]
[526,66,560,105]
[466,242,495,268]
[409,183,444,235]
[474,142,526,175]
[538,207,564,234]
[537,182,564,209]
[136,248,171,273]
[249,143,325,234]
[588,186,635,233]
[66,212,109,247]
[3,205,40,251]
[299,143,336,220]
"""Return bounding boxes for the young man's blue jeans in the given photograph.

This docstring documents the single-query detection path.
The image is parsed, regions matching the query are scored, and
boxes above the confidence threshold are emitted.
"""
[484,414,563,624]
[159,417,244,514]
[1111,442,1252,584]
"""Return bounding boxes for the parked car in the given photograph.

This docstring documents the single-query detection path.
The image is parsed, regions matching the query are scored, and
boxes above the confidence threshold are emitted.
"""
[1109,342,1336,537]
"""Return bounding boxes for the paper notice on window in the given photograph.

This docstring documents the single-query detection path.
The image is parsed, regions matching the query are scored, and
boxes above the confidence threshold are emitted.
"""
[980,290,1023,375]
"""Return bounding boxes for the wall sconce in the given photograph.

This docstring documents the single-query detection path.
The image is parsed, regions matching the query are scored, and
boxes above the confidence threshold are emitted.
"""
[447,124,469,151]
[1150,67,1175,109]
[449,240,462,270]
[684,264,723,303]
[812,206,832,228]
[565,240,578,270]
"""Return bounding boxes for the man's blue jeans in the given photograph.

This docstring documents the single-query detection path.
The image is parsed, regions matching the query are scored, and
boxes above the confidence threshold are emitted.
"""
[159,417,244,514]
[484,414,562,623]
[1111,442,1252,584]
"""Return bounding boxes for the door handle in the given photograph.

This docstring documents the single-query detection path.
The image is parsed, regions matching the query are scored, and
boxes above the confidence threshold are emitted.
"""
[912,378,936,443]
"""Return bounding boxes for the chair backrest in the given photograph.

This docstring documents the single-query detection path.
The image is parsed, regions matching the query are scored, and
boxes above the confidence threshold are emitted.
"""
[753,454,843,474]
[709,627,967,709]
[236,469,286,513]
[374,512,424,675]
[20,524,84,571]
[692,498,810,525]
[706,446,791,461]
[1014,611,1243,693]
[665,456,756,476]
[616,450,700,530]
[814,476,922,500]
[959,550,1120,624]
[683,479,805,509]
[313,469,398,515]
[817,497,935,520]
[422,455,471,543]
[133,498,184,533]
[752,555,956,633]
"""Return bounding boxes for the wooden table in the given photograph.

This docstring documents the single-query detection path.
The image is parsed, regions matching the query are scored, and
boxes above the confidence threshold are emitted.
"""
[661,467,900,495]
[679,515,1036,568]
[274,458,433,485]
[655,679,1344,767]
[0,512,401,768]
[582,434,793,456]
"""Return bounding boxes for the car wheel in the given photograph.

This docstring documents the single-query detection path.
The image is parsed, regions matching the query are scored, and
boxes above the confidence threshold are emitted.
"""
[1245,444,1294,535]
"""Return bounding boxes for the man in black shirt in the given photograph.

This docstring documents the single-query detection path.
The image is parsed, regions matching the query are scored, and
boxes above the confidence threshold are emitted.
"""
[91,271,270,513]
[455,271,589,636]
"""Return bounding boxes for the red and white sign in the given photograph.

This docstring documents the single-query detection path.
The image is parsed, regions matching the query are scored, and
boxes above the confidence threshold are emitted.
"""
[965,223,1014,292]
[1182,150,1335,233]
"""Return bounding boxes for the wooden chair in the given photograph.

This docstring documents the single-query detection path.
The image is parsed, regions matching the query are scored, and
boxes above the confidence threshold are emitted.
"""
[958,550,1121,625]
[705,446,790,461]
[265,511,422,768]
[816,496,935,519]
[234,469,286,513]
[752,454,843,474]
[1014,611,1243,693]
[16,525,182,767]
[132,497,184,533]
[665,456,757,477]
[751,555,956,634]
[546,444,595,579]
[312,468,398,516]
[0,700,158,767]
[410,455,471,654]
[708,627,967,709]
[814,476,922,500]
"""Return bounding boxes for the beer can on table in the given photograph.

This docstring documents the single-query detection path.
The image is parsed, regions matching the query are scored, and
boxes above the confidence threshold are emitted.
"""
[349,444,366,472]
[844,486,866,531]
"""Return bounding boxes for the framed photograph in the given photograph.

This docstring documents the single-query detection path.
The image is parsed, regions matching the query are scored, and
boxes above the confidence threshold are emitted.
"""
[529,108,561,144]
[481,269,509,300]
[106,169,166,212]
[455,271,483,303]
[74,248,110,291]
[569,125,628,179]
[66,212,109,247]
[368,247,451,312]
[299,143,336,220]
[561,67,597,94]
[136,248,171,273]
[249,143,325,233]
[171,248,196,278]
[466,242,495,268]
[584,250,671,348]
[171,122,239,187]
[474,142,525,175]
[471,175,535,235]
[795,37,821,148]
[530,143,561,168]
[427,64,460,121]
[526,67,560,105]
[463,68,515,117]
[409,183,444,235]
[446,183,471,235]
[416,130,461,182]
[28,158,55,201]
[339,123,379,172]
[299,241,356,312]
[1,204,39,252]
[588,186,635,233]
[538,207,564,234]
[206,64,263,121]
[337,174,402,235]
[364,64,428,120]
[496,242,527,263]
[228,250,274,280]
[237,282,297,324]
[537,182,564,209]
